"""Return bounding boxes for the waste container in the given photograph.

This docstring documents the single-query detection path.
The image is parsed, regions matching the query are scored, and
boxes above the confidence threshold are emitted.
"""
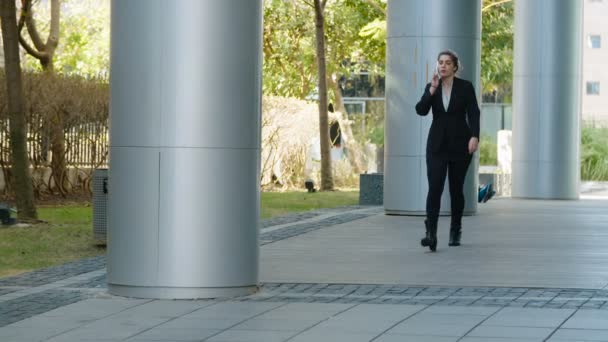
[359,173,384,205]
[92,168,108,243]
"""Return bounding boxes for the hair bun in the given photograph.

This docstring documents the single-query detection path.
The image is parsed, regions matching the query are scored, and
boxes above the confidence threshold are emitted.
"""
[437,50,461,73]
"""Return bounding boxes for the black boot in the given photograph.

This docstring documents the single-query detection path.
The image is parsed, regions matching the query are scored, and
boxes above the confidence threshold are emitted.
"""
[420,219,438,252]
[449,225,461,247]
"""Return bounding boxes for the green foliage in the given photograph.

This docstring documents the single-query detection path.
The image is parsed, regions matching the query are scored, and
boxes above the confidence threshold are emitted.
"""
[367,121,385,146]
[337,0,516,101]
[22,0,110,77]
[481,0,514,101]
[581,127,608,181]
[263,0,316,98]
[478,128,608,181]
[479,135,498,166]
[358,19,386,67]
[263,0,386,99]
[326,0,386,75]
[349,111,385,146]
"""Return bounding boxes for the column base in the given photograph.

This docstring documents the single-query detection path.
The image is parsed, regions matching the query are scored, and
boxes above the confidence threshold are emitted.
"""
[108,283,259,299]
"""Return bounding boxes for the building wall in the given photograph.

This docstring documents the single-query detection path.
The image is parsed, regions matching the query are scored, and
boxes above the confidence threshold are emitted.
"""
[583,0,608,126]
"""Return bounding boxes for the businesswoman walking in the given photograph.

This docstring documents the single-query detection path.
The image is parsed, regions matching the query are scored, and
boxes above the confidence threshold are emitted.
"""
[415,50,480,252]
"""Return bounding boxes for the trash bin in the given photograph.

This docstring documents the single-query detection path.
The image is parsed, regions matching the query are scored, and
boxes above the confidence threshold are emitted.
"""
[359,173,384,205]
[92,168,108,243]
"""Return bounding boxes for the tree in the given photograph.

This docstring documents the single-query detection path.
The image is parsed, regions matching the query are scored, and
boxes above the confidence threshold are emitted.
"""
[18,0,69,195]
[22,0,110,77]
[323,0,386,173]
[481,0,514,102]
[263,0,386,100]
[18,0,60,72]
[263,0,316,99]
[0,0,38,220]
[317,0,514,101]
[263,0,386,186]
[324,0,386,109]
[313,0,333,190]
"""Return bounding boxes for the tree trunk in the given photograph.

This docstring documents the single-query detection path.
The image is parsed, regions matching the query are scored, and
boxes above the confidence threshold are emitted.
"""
[43,0,65,195]
[328,77,365,173]
[314,0,333,191]
[50,111,68,195]
[20,0,66,195]
[0,0,38,220]
[328,76,348,114]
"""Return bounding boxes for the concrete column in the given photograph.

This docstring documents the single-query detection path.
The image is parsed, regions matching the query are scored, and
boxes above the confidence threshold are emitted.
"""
[512,0,582,199]
[108,0,262,299]
[384,0,481,215]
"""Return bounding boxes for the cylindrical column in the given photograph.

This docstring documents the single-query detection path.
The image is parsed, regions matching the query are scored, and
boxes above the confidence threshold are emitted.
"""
[108,0,262,299]
[512,0,582,199]
[384,0,481,215]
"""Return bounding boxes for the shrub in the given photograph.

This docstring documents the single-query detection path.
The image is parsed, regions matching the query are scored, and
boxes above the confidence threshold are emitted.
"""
[581,127,608,181]
[0,71,109,197]
[479,134,497,166]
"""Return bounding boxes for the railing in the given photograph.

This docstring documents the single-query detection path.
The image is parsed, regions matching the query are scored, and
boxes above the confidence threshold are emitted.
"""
[65,122,109,168]
[0,119,109,168]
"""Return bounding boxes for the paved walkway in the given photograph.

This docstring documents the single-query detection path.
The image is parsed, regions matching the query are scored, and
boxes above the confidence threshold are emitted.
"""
[261,197,608,289]
[1,189,608,341]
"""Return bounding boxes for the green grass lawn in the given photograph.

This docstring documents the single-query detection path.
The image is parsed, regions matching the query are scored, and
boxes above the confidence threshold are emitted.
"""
[0,191,358,278]
[0,205,102,278]
[261,190,358,218]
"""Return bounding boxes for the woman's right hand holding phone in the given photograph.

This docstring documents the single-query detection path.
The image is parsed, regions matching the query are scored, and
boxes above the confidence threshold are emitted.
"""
[429,69,439,95]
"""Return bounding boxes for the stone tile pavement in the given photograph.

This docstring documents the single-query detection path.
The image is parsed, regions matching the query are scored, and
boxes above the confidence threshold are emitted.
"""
[3,299,608,341]
[2,199,608,341]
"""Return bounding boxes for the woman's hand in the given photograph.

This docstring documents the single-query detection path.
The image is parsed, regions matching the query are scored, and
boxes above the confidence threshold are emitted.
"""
[429,72,439,95]
[468,137,479,154]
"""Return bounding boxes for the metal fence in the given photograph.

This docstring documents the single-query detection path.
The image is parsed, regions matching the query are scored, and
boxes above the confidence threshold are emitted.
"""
[65,122,109,168]
[0,119,109,168]
[0,103,524,168]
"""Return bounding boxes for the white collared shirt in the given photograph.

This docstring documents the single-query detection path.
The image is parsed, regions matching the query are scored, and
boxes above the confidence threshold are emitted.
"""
[442,87,451,111]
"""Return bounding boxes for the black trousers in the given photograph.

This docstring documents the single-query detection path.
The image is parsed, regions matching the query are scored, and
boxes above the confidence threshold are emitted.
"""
[425,153,472,227]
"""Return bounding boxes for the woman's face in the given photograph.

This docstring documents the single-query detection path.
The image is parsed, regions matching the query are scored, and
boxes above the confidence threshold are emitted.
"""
[437,54,456,78]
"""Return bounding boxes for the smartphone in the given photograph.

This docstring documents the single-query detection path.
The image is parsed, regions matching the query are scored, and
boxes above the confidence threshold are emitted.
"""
[435,62,441,77]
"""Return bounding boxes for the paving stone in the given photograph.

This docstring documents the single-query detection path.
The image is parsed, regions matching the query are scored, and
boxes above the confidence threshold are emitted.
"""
[0,256,105,287]
[260,212,379,246]
[64,275,107,288]
[0,290,89,328]
[4,204,608,334]
[0,289,17,296]
[562,309,608,329]
[550,328,608,341]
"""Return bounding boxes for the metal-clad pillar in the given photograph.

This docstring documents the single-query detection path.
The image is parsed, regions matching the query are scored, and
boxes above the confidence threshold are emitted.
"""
[512,0,582,199]
[108,0,262,299]
[384,0,481,215]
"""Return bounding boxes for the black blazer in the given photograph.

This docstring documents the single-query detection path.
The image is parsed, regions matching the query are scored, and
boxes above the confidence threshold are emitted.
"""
[415,77,480,158]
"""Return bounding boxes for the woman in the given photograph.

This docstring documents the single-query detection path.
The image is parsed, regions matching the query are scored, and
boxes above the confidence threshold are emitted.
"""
[415,50,480,252]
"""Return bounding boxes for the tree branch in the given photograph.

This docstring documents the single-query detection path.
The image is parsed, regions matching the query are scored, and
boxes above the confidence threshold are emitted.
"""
[301,0,314,9]
[364,0,386,16]
[46,0,60,52]
[19,30,48,60]
[17,8,25,32]
[21,0,46,51]
[482,0,512,12]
